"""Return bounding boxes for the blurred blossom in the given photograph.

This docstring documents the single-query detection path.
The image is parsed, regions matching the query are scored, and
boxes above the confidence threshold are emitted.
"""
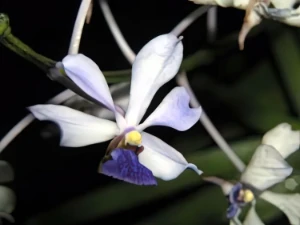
[29,33,203,186]
[190,0,300,49]
[0,161,15,224]
[205,123,300,225]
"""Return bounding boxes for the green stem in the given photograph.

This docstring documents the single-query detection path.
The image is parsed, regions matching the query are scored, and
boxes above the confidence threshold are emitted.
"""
[0,14,56,73]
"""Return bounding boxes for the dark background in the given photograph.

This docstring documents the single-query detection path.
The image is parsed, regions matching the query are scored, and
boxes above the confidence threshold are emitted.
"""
[0,0,298,224]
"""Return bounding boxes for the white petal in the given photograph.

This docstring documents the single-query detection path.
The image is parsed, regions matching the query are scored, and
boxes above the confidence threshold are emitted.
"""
[243,204,264,225]
[270,0,295,8]
[240,145,293,191]
[260,191,300,225]
[125,33,183,126]
[230,220,242,225]
[0,186,15,213]
[29,104,119,147]
[62,54,114,110]
[62,54,126,129]
[138,132,202,181]
[262,123,300,159]
[137,87,202,131]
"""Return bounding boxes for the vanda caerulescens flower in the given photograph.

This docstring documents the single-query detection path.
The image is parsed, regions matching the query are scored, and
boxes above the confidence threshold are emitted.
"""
[29,33,203,186]
[0,160,16,224]
[205,123,300,225]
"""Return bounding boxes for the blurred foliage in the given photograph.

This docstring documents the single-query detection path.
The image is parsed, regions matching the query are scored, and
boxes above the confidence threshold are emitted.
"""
[26,138,300,225]
[25,138,259,225]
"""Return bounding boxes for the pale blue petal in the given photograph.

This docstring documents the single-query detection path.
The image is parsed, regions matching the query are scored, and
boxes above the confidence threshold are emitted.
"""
[137,87,202,131]
[62,54,126,129]
[125,33,183,126]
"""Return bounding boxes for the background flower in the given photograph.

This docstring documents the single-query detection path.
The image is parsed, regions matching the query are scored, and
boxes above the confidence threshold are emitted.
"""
[206,123,300,225]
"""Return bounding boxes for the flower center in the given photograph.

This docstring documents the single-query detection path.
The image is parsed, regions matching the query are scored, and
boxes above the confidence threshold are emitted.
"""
[238,189,254,203]
[125,130,142,147]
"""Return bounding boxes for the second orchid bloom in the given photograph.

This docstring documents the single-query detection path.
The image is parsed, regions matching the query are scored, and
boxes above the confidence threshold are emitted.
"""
[205,123,300,225]
[29,33,203,186]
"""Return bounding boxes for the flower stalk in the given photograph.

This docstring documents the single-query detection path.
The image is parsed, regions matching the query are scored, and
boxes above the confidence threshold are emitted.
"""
[0,13,56,73]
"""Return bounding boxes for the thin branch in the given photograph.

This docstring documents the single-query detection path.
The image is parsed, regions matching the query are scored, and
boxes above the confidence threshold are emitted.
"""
[207,6,218,42]
[68,0,92,54]
[99,0,135,64]
[171,6,211,36]
[0,90,76,154]
[176,71,246,172]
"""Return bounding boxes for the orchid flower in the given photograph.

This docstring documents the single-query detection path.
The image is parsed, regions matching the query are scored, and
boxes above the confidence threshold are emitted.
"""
[29,33,203,186]
[205,123,300,225]
[190,0,300,49]
[0,161,16,224]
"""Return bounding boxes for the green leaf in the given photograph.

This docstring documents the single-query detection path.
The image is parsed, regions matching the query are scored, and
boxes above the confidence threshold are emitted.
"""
[270,30,300,116]
[26,138,260,225]
[207,60,300,131]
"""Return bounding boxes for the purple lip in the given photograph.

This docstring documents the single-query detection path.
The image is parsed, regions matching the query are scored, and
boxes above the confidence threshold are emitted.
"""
[100,148,157,186]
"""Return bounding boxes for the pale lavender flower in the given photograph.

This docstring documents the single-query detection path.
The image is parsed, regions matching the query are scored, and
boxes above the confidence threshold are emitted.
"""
[29,33,203,186]
[205,123,300,225]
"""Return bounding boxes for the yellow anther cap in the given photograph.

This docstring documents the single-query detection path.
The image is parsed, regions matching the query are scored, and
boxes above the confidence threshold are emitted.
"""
[243,189,254,203]
[125,131,142,146]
